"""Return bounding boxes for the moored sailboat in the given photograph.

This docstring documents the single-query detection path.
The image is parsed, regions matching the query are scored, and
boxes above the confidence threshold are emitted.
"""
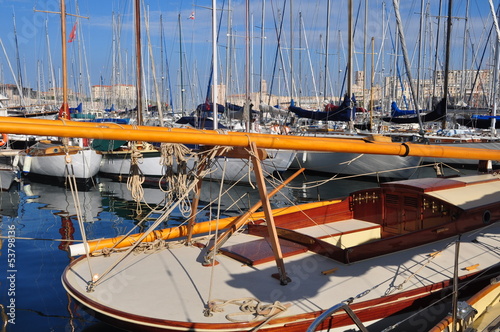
[1,106,500,331]
[62,168,500,331]
[17,0,102,185]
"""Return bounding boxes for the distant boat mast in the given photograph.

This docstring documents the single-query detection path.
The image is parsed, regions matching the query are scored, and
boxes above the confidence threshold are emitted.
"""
[34,1,88,119]
[134,0,144,126]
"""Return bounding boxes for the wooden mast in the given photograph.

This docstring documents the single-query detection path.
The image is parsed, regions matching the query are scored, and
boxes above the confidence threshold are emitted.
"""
[34,2,88,119]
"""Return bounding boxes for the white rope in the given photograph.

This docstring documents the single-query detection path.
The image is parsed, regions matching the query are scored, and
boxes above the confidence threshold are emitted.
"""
[206,154,228,307]
[126,143,145,216]
[159,143,195,217]
[64,151,94,279]
[207,297,289,327]
[89,176,202,290]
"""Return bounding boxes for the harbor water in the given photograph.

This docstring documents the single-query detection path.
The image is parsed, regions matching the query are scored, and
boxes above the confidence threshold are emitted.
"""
[0,165,480,332]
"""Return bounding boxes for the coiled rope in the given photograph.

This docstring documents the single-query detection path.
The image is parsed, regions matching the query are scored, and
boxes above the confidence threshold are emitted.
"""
[207,297,289,327]
[127,143,145,216]
[159,143,193,217]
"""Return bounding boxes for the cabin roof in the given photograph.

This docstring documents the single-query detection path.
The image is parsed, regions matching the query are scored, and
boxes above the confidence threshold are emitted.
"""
[427,174,500,210]
[381,176,466,192]
[384,174,500,210]
[382,174,499,192]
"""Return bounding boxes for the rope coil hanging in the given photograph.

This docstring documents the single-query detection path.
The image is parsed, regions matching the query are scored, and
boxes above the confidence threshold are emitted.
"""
[127,142,145,215]
[159,143,194,217]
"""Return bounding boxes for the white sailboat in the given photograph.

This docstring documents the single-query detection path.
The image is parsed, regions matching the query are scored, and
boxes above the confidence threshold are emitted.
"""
[287,1,421,179]
[17,1,101,184]
[98,0,293,185]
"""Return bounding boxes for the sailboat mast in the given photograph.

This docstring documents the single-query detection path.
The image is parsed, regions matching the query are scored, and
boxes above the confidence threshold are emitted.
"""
[432,0,443,99]
[134,0,143,126]
[416,0,425,111]
[259,0,265,106]
[488,0,499,134]
[178,14,185,116]
[245,0,250,130]
[363,0,367,109]
[442,0,453,130]
[60,0,69,118]
[289,0,294,103]
[212,0,218,130]
[323,0,331,100]
[347,0,352,104]
[392,0,423,133]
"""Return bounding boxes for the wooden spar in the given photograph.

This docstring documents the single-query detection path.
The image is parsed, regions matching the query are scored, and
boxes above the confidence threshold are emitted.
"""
[249,141,289,285]
[185,158,207,243]
[1,118,500,161]
[69,199,340,256]
[203,167,305,264]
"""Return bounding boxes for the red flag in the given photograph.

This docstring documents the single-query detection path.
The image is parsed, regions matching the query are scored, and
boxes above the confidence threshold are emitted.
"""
[68,22,77,43]
[188,12,195,20]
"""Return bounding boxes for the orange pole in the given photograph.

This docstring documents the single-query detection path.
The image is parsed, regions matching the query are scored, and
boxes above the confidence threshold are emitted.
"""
[1,119,500,161]
[0,116,376,143]
[69,200,339,256]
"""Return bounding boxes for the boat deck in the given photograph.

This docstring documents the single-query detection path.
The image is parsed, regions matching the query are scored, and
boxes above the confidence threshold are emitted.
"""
[63,222,500,331]
[219,218,381,266]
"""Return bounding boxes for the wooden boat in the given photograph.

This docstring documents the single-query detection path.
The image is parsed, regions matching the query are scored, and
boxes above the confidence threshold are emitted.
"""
[428,275,500,332]
[18,139,101,183]
[13,0,102,185]
[60,167,500,331]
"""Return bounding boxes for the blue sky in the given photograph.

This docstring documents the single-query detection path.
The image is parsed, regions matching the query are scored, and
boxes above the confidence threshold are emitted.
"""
[0,0,497,108]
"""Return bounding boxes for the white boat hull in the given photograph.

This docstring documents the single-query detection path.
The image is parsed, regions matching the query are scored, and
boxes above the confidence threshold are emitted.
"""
[100,149,295,184]
[291,150,421,179]
[99,153,163,177]
[20,149,102,180]
[0,166,16,190]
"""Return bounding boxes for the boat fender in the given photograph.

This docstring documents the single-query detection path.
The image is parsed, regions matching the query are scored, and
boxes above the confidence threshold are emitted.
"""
[483,210,491,224]
[22,155,32,174]
[69,242,90,256]
[0,133,8,147]
[12,154,19,167]
[23,183,34,197]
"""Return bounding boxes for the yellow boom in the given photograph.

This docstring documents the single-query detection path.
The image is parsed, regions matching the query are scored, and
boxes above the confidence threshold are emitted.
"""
[0,117,499,161]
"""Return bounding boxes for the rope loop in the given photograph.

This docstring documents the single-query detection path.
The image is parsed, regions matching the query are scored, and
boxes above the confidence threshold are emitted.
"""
[127,142,146,215]
[206,297,289,323]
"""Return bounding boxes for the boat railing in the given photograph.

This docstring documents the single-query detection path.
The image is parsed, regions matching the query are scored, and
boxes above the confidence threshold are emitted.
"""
[306,298,369,332]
